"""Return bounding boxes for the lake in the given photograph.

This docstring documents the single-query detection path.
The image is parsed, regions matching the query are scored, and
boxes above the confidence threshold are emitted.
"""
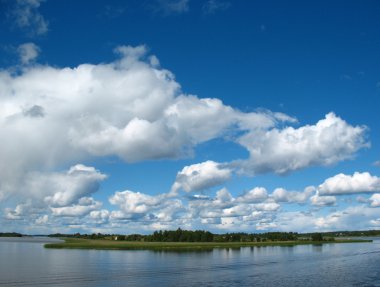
[1,237,380,286]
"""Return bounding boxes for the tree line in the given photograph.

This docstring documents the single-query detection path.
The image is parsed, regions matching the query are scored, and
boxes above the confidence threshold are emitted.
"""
[0,232,23,237]
[8,229,380,241]
[49,229,303,242]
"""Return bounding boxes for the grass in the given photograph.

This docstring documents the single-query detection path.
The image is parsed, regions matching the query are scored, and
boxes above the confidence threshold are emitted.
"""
[44,238,373,251]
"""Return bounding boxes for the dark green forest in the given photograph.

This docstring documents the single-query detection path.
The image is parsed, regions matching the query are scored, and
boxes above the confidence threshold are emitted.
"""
[48,229,300,242]
[48,228,380,242]
[0,232,23,237]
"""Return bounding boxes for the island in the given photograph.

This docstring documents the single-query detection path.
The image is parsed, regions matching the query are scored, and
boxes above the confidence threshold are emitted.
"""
[44,229,373,251]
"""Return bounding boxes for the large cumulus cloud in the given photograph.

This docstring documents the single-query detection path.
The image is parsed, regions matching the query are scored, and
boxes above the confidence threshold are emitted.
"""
[319,172,380,195]
[237,113,368,175]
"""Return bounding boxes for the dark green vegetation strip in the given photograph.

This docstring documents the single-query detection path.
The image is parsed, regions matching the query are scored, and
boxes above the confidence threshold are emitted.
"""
[44,238,372,251]
[0,232,23,237]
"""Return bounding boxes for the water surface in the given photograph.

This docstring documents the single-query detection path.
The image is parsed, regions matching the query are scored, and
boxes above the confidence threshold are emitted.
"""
[1,237,379,286]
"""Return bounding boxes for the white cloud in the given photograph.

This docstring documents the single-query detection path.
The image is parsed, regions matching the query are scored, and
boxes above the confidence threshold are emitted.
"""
[310,193,336,207]
[151,0,189,15]
[237,113,368,175]
[318,172,380,195]
[253,202,280,211]
[271,211,314,232]
[17,42,40,64]
[34,164,107,207]
[237,187,268,203]
[272,186,314,203]
[108,189,184,223]
[370,218,380,226]
[10,0,49,35]
[51,197,102,217]
[214,188,234,204]
[153,199,184,222]
[109,190,162,216]
[373,160,380,167]
[170,161,232,194]
[4,200,46,221]
[90,209,110,221]
[313,206,380,231]
[5,204,27,220]
[236,110,296,131]
[35,214,48,224]
[189,190,234,219]
[273,204,380,232]
[2,164,105,225]
[369,194,380,207]
[187,187,280,229]
[165,95,239,143]
[202,0,230,14]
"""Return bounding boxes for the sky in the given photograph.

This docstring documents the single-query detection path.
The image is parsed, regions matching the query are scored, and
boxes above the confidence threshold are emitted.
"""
[0,0,380,234]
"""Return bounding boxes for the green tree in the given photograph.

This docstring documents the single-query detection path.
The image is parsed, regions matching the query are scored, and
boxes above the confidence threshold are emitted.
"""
[311,233,323,241]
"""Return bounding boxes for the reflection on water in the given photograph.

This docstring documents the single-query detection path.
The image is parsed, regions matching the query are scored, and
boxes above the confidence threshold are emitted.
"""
[311,244,323,253]
[0,237,380,286]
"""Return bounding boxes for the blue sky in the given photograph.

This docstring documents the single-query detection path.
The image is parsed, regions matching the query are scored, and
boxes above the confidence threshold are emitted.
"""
[0,0,380,234]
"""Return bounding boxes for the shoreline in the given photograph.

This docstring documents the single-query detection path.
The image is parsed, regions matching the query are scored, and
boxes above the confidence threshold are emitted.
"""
[44,238,373,251]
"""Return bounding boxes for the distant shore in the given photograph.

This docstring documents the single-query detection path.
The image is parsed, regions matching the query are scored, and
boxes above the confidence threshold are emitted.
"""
[44,238,373,251]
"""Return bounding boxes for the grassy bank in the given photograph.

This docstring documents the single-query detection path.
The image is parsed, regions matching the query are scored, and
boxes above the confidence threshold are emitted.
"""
[44,238,372,251]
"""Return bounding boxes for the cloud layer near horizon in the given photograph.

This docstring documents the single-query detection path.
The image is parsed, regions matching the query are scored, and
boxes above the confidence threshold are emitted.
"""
[5,169,380,234]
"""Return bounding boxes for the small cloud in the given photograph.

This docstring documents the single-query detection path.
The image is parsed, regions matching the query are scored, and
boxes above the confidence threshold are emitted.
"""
[51,198,102,217]
[9,0,49,36]
[35,214,48,225]
[17,42,40,65]
[373,160,380,167]
[150,0,189,16]
[149,55,160,67]
[356,195,368,203]
[237,187,268,203]
[340,74,352,81]
[253,202,280,211]
[272,186,314,204]
[369,194,380,207]
[370,218,380,226]
[104,5,126,19]
[202,0,230,15]
[190,194,210,200]
[260,24,266,32]
[310,193,336,207]
[357,71,365,77]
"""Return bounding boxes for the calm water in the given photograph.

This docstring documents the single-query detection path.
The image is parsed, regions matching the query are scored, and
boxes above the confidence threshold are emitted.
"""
[1,237,380,286]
